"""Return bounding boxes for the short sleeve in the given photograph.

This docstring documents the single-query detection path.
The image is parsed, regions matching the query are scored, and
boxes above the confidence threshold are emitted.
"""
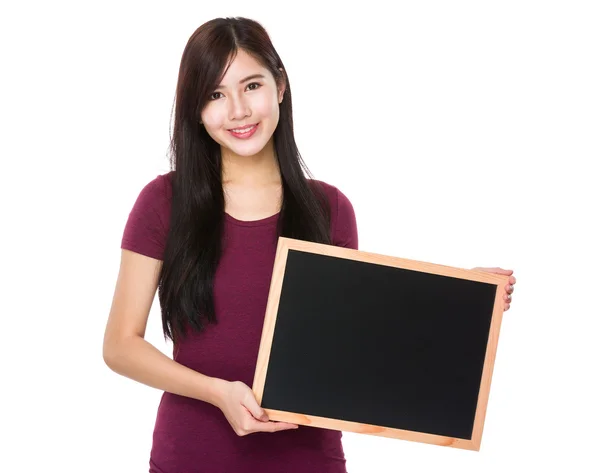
[332,186,359,250]
[120,174,168,260]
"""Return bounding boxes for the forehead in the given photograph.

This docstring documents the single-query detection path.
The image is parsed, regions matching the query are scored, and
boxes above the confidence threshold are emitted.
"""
[219,49,271,84]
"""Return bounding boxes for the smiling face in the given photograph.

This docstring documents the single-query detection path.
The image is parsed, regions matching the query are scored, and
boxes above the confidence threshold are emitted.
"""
[200,49,285,159]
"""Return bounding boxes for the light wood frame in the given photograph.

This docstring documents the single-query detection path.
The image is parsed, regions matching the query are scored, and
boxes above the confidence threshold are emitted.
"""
[252,237,509,451]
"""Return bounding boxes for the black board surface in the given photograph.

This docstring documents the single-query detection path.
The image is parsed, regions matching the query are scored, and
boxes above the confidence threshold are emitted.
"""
[260,249,498,440]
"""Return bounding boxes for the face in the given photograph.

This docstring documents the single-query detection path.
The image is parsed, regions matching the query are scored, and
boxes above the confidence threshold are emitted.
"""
[200,49,285,158]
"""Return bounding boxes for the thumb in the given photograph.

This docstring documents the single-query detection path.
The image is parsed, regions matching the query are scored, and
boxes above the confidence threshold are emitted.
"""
[243,396,269,422]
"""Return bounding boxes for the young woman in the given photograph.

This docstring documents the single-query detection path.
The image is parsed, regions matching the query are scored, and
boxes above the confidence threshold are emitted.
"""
[103,16,516,473]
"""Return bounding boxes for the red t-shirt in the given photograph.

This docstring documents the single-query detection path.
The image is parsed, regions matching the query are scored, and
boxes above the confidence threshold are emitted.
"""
[120,171,359,473]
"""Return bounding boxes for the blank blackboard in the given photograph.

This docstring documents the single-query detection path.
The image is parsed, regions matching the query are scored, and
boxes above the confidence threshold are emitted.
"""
[252,237,509,451]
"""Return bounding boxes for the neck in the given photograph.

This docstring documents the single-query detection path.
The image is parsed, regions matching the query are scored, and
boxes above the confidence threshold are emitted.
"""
[221,138,281,187]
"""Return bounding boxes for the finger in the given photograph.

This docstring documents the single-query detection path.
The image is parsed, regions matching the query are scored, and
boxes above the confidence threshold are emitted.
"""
[241,389,270,422]
[249,414,298,431]
[510,276,516,285]
[243,400,269,422]
[504,303,510,311]
[237,411,270,435]
[483,267,512,274]
[262,422,299,433]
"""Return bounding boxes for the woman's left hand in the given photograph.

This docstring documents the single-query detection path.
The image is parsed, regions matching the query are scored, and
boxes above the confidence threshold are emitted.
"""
[472,267,516,311]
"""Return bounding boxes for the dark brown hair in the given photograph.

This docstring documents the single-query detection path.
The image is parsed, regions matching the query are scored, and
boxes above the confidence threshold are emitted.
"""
[159,17,332,344]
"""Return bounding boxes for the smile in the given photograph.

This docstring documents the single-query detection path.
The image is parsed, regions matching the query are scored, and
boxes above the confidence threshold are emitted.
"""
[228,123,259,139]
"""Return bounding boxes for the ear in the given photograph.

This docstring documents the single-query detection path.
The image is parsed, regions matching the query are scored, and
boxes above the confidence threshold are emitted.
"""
[278,67,286,103]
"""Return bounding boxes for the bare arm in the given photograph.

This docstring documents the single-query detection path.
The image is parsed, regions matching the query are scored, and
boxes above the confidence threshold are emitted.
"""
[103,249,297,435]
[102,249,226,407]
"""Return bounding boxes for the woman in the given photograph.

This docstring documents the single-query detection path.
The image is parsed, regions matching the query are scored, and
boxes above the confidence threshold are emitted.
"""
[103,16,517,473]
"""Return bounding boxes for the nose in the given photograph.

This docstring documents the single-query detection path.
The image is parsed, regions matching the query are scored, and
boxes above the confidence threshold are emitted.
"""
[228,92,251,122]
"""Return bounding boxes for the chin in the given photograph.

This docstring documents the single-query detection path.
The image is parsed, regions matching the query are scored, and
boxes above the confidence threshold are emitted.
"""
[230,142,269,157]
[224,132,275,156]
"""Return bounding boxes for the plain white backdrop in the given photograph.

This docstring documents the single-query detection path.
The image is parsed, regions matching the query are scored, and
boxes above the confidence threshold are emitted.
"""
[2,1,598,471]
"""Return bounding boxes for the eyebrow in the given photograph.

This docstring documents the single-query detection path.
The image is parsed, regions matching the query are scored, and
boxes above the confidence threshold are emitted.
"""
[215,74,266,89]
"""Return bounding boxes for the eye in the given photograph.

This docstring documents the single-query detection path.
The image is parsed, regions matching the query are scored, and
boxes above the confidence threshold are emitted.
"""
[208,82,262,101]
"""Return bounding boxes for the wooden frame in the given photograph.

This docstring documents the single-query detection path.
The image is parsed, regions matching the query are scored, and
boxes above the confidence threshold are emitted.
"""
[252,237,509,451]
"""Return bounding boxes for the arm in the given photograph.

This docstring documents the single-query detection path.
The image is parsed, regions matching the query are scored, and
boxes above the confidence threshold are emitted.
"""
[103,248,298,435]
[102,249,226,406]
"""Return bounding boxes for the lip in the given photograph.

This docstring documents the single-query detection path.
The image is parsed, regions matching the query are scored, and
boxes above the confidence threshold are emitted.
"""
[228,123,259,139]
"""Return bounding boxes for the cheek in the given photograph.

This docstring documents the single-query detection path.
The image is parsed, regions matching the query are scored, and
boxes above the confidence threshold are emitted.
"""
[200,114,225,143]
[201,108,224,129]
[253,93,279,119]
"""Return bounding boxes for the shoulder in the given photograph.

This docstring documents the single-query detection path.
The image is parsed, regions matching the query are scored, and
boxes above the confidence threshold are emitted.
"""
[308,178,351,206]
[162,170,174,196]
[127,170,171,202]
[308,178,355,215]
[120,171,174,260]
[156,170,174,201]
[137,171,173,225]
[308,178,358,249]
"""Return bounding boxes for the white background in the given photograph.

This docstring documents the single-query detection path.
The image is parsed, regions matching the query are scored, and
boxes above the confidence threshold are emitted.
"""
[2,1,599,472]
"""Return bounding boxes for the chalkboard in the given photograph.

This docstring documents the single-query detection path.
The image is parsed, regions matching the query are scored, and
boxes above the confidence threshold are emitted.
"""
[252,237,509,451]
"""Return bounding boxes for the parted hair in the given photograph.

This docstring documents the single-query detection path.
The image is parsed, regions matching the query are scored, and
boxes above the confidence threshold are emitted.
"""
[159,17,332,344]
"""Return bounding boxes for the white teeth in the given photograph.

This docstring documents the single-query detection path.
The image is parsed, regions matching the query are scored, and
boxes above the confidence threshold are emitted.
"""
[231,125,255,133]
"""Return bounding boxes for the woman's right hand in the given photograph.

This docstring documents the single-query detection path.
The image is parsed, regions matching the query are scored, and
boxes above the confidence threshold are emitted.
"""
[215,380,299,436]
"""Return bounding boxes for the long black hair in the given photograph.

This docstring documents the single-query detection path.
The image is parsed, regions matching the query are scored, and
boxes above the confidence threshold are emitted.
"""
[159,17,332,344]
